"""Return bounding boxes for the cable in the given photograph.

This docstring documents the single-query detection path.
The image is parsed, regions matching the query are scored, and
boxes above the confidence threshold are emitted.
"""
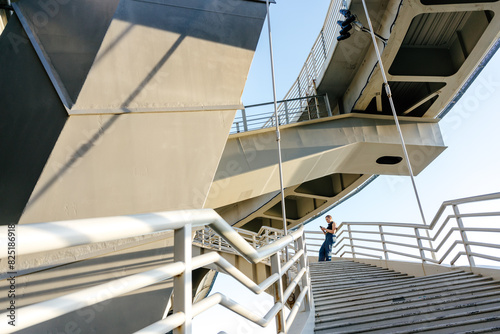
[266,0,289,262]
[360,0,428,226]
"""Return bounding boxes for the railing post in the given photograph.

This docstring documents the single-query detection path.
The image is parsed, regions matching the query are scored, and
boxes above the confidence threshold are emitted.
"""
[453,204,476,268]
[379,225,389,261]
[324,94,332,117]
[314,96,320,119]
[284,100,290,124]
[348,225,355,258]
[320,29,327,59]
[295,234,310,311]
[236,122,240,133]
[242,108,248,132]
[202,228,205,247]
[414,228,426,264]
[173,224,192,334]
[271,252,286,332]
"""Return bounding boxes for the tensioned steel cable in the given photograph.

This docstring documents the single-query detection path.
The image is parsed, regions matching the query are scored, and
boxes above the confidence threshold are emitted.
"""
[360,0,428,226]
[266,0,289,261]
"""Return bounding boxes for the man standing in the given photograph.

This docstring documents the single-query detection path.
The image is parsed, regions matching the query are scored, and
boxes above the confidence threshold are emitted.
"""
[318,215,337,261]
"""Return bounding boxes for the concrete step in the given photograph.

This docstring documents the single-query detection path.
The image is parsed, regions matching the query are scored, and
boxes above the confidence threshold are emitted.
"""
[313,271,473,297]
[312,273,413,291]
[310,269,400,281]
[315,281,500,319]
[315,303,500,333]
[315,292,500,331]
[309,261,383,271]
[312,272,411,287]
[313,273,472,300]
[314,275,497,308]
[313,272,487,303]
[315,288,500,325]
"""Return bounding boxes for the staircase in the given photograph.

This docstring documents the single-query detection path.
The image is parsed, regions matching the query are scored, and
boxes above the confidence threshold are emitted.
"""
[310,260,500,333]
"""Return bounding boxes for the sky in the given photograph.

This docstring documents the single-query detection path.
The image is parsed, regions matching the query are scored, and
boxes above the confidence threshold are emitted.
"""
[194,0,500,332]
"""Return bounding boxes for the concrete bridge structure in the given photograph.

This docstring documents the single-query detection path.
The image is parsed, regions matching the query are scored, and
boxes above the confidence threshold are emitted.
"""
[1,0,500,332]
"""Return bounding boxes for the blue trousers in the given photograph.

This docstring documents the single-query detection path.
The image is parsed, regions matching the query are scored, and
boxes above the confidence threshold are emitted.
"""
[318,234,335,261]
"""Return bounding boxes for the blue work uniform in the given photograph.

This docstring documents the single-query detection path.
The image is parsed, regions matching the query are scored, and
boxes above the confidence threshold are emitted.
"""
[318,221,336,261]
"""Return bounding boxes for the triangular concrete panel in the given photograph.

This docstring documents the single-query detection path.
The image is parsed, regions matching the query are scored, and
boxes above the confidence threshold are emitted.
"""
[16,0,121,107]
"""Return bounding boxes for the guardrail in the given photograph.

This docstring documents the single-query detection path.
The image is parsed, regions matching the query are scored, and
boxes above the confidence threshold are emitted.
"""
[305,192,500,269]
[231,0,346,134]
[0,209,311,333]
[231,94,332,134]
[277,0,344,116]
[194,225,284,254]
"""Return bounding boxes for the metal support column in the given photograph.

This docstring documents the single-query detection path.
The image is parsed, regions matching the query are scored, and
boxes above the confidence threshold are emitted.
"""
[271,252,286,332]
[295,235,310,311]
[173,224,192,334]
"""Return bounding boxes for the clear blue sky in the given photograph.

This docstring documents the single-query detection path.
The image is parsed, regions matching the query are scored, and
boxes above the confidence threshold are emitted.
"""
[195,0,500,332]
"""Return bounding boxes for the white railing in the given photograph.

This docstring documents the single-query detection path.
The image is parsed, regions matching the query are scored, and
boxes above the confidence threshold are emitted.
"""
[231,0,346,134]
[232,94,332,134]
[194,225,284,252]
[305,192,500,269]
[0,209,311,334]
[263,0,345,127]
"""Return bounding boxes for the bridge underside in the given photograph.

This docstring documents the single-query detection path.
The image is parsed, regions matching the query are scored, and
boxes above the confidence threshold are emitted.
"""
[320,0,500,119]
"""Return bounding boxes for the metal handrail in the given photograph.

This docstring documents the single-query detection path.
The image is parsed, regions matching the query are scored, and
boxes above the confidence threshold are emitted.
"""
[230,0,346,134]
[0,209,311,333]
[305,192,500,269]
[259,0,345,127]
[231,93,332,134]
[194,224,285,254]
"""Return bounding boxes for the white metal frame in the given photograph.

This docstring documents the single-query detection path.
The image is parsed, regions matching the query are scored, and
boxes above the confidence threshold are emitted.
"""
[0,209,311,334]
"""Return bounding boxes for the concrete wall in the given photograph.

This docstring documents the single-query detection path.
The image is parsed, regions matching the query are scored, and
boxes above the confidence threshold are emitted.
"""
[0,0,267,225]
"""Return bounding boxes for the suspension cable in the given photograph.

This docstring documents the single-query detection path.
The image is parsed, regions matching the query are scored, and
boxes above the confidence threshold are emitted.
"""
[360,0,428,226]
[266,0,289,261]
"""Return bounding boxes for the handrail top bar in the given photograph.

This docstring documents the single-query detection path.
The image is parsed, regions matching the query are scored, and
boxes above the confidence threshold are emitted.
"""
[244,94,327,109]
[341,192,500,230]
[0,208,302,263]
[441,192,500,206]
[339,221,428,228]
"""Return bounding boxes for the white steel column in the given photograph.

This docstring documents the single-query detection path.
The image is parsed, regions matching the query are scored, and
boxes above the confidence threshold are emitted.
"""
[173,224,192,334]
[295,234,310,311]
[271,252,286,332]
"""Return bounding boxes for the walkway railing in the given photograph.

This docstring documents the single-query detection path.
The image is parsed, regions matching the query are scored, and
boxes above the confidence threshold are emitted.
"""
[231,94,332,134]
[0,209,311,333]
[194,225,284,253]
[305,192,500,269]
[232,0,345,134]
[277,0,343,116]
